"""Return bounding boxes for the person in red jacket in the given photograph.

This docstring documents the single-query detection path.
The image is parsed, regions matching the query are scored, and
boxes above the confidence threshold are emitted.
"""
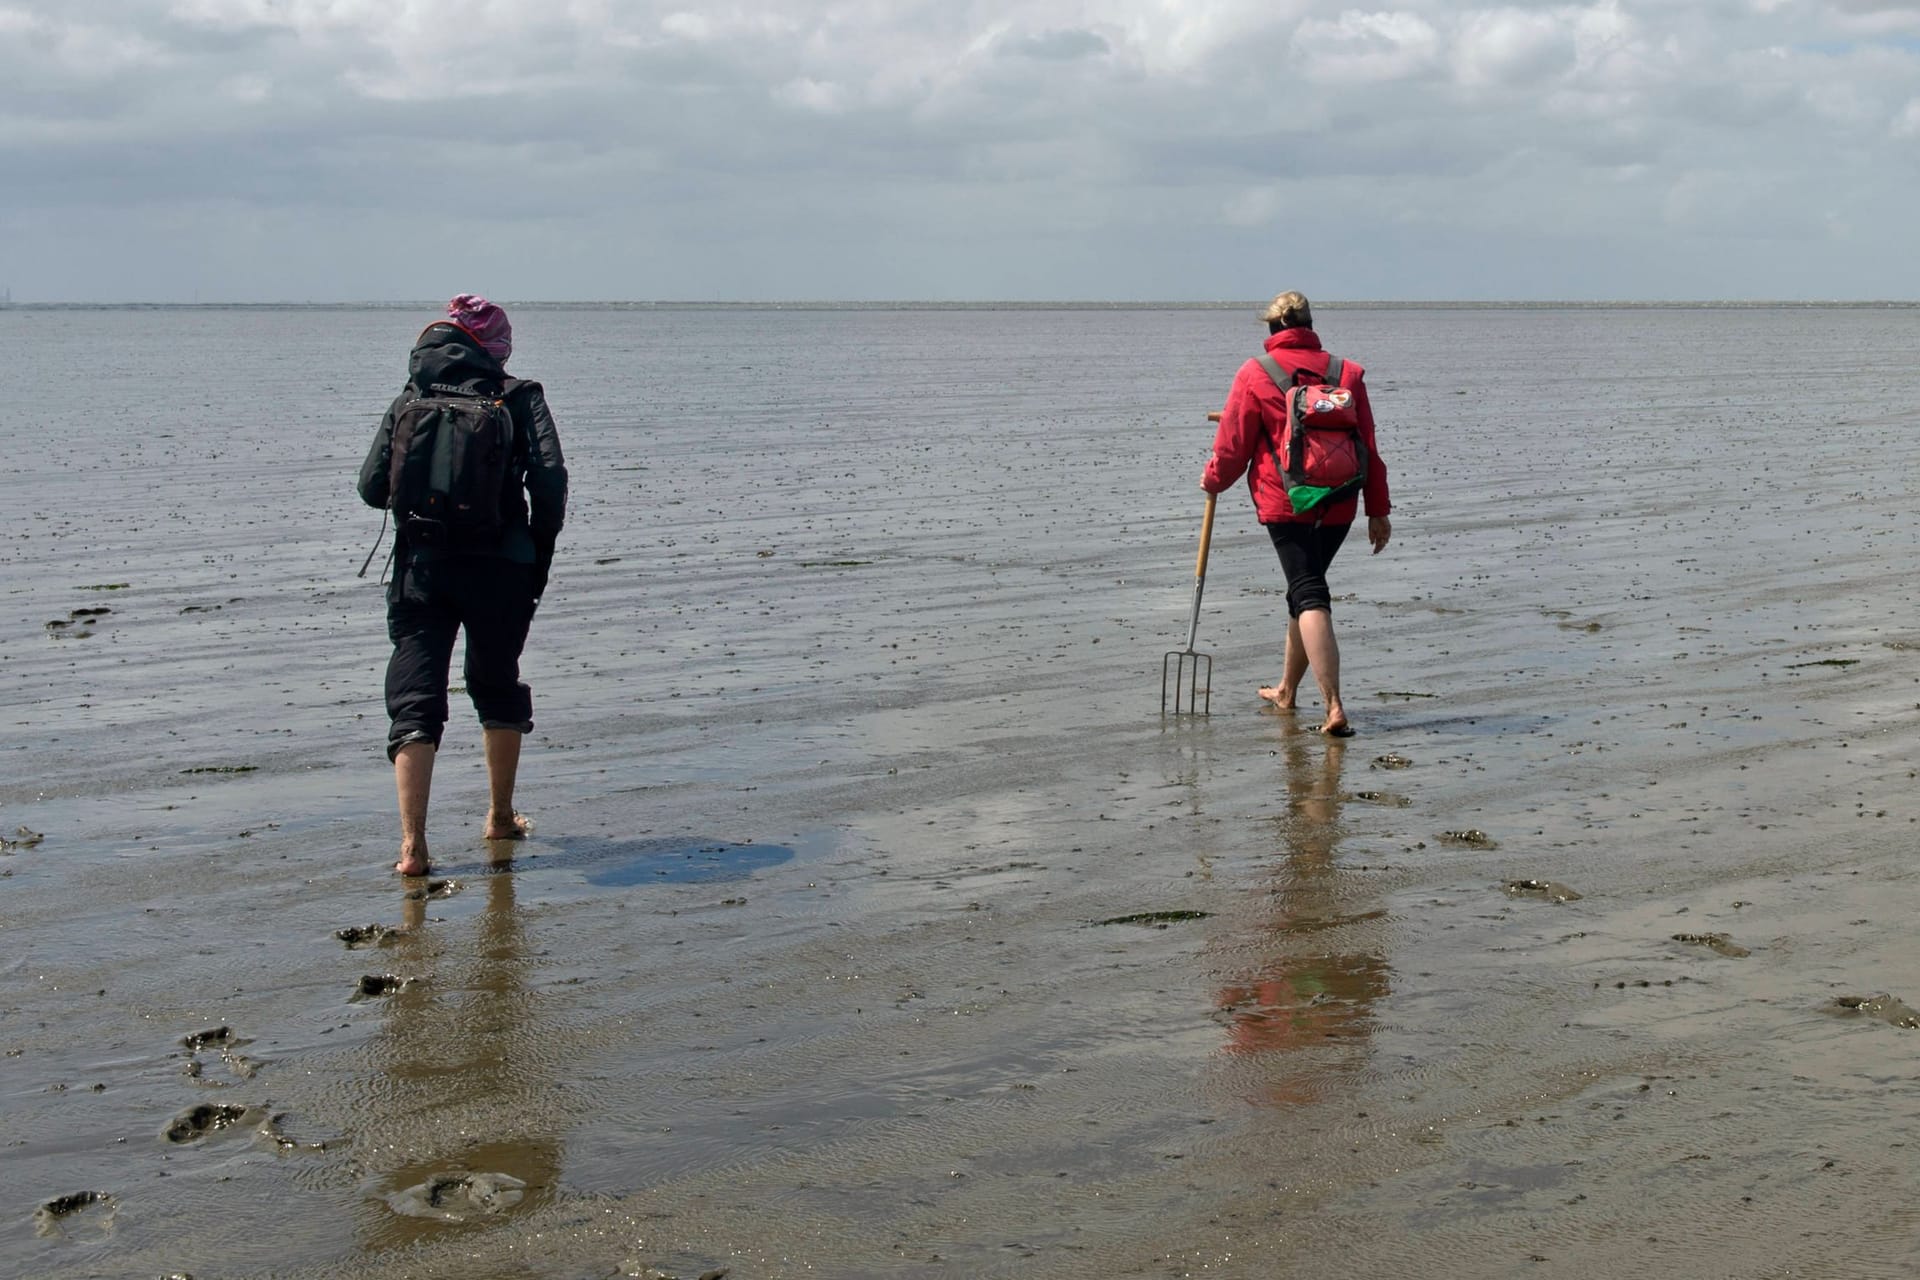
[1201,291,1392,736]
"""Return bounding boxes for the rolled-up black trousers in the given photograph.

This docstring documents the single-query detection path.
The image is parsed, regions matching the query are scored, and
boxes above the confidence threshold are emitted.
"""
[1264,521,1351,618]
[384,556,536,760]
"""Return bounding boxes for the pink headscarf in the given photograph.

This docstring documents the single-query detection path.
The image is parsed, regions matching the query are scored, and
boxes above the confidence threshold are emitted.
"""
[446,294,512,362]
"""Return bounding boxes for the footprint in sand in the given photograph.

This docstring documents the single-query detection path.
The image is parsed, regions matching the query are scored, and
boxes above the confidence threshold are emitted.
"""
[1505,879,1583,903]
[260,1112,333,1153]
[1438,829,1498,849]
[1370,754,1414,770]
[335,924,407,949]
[1347,790,1412,807]
[164,1102,262,1145]
[386,1172,527,1222]
[1,826,45,853]
[179,1027,262,1084]
[181,1027,234,1053]
[352,974,413,1000]
[1833,993,1920,1029]
[403,878,461,903]
[1673,932,1751,958]
[34,1191,115,1239]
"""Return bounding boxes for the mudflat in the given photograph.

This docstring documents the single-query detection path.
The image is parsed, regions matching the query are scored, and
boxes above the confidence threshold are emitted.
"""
[4,304,1920,1279]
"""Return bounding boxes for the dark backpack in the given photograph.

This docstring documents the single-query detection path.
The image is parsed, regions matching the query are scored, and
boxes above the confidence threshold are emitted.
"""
[1256,352,1368,515]
[386,381,521,549]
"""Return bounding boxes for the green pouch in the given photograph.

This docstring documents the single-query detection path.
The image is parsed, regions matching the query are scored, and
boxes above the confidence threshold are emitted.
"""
[1286,483,1335,512]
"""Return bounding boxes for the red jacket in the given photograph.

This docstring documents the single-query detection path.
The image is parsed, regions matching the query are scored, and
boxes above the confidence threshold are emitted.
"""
[1201,328,1390,525]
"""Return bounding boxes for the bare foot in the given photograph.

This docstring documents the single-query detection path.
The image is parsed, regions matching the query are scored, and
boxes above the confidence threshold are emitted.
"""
[395,845,431,877]
[1320,713,1354,737]
[1258,685,1297,710]
[484,811,533,840]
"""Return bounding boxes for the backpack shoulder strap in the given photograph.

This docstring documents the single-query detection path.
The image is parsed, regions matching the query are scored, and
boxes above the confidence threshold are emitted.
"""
[1252,354,1298,487]
[495,377,539,469]
[1254,352,1295,392]
[1258,351,1346,390]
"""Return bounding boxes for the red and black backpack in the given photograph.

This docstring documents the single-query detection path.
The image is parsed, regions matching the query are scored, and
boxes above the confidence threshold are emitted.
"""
[1255,352,1367,515]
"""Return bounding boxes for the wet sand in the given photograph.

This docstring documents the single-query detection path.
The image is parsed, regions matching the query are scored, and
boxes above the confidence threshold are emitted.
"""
[5,304,1920,1278]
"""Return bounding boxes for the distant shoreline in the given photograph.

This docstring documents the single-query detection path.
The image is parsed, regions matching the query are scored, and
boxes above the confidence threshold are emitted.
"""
[3,298,1917,312]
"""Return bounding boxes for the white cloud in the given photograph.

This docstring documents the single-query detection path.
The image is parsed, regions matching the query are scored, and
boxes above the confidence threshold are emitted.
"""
[1452,9,1575,87]
[775,75,853,113]
[2,0,1920,299]
[0,7,173,78]
[223,73,270,104]
[1222,184,1287,227]
[1820,0,1920,33]
[1291,10,1443,84]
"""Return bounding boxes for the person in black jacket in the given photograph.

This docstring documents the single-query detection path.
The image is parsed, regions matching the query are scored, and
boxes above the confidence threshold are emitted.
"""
[357,296,567,876]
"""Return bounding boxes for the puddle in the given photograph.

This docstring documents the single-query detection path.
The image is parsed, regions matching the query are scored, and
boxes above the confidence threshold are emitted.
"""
[587,841,794,887]
[1383,714,1556,736]
[496,836,804,887]
[1217,951,1391,1055]
[1095,910,1212,927]
[1270,907,1388,936]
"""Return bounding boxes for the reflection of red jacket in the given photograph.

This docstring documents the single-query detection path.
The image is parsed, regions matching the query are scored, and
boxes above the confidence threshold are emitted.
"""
[1202,328,1391,525]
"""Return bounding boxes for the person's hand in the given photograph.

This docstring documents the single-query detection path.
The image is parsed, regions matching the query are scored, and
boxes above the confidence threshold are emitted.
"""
[1369,515,1392,554]
[531,532,556,601]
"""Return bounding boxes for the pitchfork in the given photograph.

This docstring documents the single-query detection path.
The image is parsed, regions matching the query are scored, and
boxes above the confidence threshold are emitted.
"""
[1162,489,1218,715]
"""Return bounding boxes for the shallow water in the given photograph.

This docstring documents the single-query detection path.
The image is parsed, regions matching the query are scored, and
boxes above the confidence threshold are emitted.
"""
[4,303,1920,1278]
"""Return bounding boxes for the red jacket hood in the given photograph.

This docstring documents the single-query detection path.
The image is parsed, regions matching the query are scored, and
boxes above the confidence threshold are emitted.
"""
[1266,328,1323,355]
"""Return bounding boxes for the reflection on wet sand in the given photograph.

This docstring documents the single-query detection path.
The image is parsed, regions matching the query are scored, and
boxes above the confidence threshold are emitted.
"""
[358,862,562,1254]
[1217,728,1392,1106]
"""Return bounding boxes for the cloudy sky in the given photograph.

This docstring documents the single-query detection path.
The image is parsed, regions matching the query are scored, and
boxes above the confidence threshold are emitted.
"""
[3,0,1918,301]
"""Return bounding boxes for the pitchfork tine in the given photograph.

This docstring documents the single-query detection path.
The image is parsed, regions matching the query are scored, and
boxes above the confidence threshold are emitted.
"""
[1162,492,1217,715]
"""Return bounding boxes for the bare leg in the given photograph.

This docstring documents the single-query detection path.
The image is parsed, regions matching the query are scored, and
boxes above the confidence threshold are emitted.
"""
[483,727,531,839]
[1260,617,1311,708]
[394,742,435,875]
[1296,608,1348,733]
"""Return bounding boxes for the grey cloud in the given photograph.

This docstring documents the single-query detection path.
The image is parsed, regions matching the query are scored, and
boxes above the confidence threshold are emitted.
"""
[2,1,1919,300]
[996,28,1110,61]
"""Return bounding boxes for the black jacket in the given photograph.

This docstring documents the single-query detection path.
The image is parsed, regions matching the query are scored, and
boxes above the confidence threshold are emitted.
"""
[358,323,568,568]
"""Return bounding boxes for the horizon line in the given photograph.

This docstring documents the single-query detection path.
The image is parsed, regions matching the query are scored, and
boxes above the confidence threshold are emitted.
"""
[4,297,1918,310]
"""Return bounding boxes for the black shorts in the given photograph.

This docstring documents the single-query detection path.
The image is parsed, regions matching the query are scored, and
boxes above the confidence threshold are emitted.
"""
[1264,521,1350,618]
[384,556,537,759]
